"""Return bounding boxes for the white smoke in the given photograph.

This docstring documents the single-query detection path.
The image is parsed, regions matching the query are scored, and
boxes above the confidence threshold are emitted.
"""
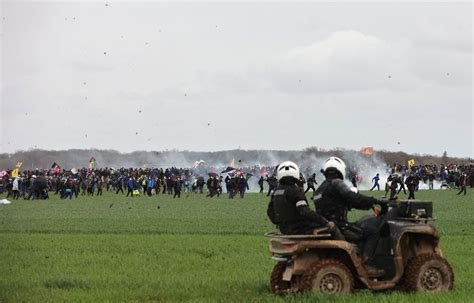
[211,150,393,192]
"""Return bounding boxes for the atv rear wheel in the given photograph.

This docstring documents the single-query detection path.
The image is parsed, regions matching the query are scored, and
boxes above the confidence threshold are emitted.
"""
[403,254,454,292]
[301,259,354,294]
[270,262,291,295]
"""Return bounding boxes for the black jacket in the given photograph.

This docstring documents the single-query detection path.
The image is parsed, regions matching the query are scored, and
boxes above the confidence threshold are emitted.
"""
[313,178,377,227]
[267,182,328,234]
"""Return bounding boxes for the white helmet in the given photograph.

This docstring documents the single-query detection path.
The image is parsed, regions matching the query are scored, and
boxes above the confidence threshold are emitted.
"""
[276,161,300,181]
[323,157,346,179]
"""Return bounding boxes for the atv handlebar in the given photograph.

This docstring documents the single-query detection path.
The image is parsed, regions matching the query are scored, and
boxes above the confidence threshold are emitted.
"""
[373,200,389,216]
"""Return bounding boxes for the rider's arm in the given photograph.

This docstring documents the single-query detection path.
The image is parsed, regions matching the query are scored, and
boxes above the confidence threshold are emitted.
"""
[331,179,377,210]
[291,188,329,225]
[296,201,329,226]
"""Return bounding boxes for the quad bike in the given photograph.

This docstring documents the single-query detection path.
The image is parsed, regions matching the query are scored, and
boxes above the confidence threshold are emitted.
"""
[266,200,454,294]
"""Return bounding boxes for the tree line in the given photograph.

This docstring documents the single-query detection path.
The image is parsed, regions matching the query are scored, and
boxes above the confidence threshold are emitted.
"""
[0,147,471,170]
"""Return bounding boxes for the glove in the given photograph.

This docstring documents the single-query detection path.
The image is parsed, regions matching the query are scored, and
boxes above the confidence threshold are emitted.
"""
[378,200,389,215]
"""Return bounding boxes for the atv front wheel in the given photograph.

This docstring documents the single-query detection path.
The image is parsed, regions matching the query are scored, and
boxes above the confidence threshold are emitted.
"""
[403,254,454,292]
[301,259,354,293]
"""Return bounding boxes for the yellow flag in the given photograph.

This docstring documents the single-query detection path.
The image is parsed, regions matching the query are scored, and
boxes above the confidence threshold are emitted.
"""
[12,169,19,178]
[408,159,415,167]
[15,161,22,168]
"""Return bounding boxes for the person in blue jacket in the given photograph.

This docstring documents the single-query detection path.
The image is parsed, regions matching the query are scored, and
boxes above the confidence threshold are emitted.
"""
[146,177,154,197]
[370,173,380,191]
[126,176,134,197]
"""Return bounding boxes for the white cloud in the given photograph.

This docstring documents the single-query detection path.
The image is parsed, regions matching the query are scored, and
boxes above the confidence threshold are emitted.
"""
[261,30,413,93]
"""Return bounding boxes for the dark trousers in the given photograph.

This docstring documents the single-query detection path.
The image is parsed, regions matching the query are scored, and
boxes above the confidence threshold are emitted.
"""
[458,186,467,195]
[347,217,383,263]
[12,190,20,200]
[304,185,316,193]
[259,184,264,193]
[267,186,274,197]
[26,191,34,200]
[359,225,380,262]
[408,187,415,199]
[207,189,217,197]
[126,189,134,197]
[370,183,380,191]
[116,187,124,194]
[397,184,407,195]
[389,188,397,200]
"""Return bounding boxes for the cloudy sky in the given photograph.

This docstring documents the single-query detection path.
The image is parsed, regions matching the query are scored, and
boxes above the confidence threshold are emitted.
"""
[1,1,472,157]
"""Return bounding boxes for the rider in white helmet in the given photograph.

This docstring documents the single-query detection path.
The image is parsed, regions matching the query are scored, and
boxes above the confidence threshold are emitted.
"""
[323,156,347,180]
[267,161,336,235]
[314,157,387,274]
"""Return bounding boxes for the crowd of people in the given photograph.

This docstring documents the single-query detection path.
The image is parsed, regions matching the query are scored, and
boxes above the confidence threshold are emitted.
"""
[0,161,471,201]
[0,166,254,201]
[388,163,472,187]
[371,163,473,200]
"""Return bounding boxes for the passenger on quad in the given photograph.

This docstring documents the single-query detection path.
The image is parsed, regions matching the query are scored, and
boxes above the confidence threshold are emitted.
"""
[313,157,387,266]
[267,161,341,237]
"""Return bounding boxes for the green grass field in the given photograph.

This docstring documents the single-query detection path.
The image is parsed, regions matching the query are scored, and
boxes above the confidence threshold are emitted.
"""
[0,189,472,302]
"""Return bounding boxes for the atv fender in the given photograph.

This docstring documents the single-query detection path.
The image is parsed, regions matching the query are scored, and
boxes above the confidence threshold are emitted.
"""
[275,240,362,282]
[389,221,442,261]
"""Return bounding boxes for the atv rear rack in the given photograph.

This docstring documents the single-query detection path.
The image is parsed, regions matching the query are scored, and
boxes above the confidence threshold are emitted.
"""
[395,217,437,222]
[264,228,332,239]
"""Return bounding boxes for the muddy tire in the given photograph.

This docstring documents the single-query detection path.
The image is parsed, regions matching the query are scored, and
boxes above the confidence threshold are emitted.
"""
[270,262,291,294]
[403,254,454,292]
[301,259,354,294]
